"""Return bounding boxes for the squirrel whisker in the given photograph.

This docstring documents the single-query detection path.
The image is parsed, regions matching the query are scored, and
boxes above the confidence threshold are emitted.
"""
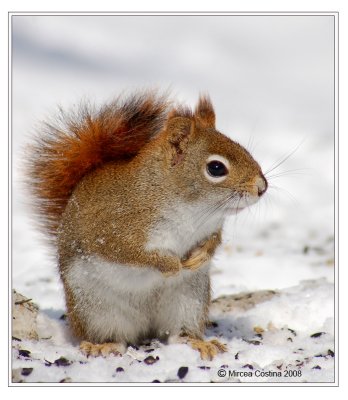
[264,140,304,176]
[267,183,299,207]
[265,167,310,180]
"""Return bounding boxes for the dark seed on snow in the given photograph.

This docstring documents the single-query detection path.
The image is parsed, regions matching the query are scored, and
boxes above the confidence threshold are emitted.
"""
[243,339,262,346]
[287,338,293,342]
[60,378,72,383]
[116,367,124,372]
[21,368,33,376]
[54,357,71,367]
[144,348,155,353]
[310,332,325,338]
[177,366,189,379]
[211,322,218,328]
[18,349,31,358]
[12,336,22,342]
[248,340,261,345]
[312,365,321,370]
[152,379,161,383]
[288,328,297,336]
[198,366,210,370]
[243,364,254,370]
[220,364,229,368]
[314,354,325,358]
[328,349,334,357]
[235,352,239,360]
[144,355,159,365]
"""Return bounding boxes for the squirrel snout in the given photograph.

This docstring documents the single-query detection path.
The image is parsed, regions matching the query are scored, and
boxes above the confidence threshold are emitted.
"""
[256,175,268,197]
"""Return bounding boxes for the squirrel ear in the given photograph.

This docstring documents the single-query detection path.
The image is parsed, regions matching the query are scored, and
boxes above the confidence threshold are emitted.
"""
[194,95,215,128]
[166,116,194,166]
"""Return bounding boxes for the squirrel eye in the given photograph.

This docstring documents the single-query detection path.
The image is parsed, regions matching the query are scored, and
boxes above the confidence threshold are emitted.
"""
[207,160,228,177]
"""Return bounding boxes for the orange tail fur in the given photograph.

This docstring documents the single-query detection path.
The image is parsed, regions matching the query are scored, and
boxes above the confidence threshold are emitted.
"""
[27,92,170,238]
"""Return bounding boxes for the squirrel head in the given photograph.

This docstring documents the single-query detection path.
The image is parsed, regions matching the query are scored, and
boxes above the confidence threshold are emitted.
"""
[159,96,267,214]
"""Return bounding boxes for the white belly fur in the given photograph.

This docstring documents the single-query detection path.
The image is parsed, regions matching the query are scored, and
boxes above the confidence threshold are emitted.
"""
[65,255,210,343]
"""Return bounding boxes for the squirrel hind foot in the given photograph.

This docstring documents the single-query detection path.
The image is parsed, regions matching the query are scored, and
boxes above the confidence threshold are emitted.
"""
[169,334,227,360]
[80,341,126,357]
[188,338,227,360]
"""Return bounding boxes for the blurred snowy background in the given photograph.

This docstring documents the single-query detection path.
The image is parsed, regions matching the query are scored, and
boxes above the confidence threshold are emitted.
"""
[11,15,335,383]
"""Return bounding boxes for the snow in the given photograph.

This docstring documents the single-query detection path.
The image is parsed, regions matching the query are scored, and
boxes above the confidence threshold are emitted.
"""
[12,280,334,383]
[11,15,335,384]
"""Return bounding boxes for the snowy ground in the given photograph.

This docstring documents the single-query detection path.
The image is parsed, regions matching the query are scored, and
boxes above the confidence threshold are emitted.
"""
[11,15,335,384]
[11,222,335,384]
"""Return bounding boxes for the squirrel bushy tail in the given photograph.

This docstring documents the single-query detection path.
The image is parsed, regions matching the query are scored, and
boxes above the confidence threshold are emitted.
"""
[28,92,170,238]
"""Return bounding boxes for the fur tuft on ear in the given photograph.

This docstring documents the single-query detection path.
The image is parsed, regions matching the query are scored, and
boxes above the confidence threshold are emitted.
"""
[194,95,215,128]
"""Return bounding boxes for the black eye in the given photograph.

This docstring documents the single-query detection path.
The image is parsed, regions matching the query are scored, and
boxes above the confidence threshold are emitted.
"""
[207,160,228,177]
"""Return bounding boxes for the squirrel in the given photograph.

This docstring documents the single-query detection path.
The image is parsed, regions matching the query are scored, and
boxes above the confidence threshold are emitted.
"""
[27,91,268,360]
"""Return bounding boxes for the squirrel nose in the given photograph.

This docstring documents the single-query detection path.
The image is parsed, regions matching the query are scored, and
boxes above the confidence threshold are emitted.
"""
[255,175,268,197]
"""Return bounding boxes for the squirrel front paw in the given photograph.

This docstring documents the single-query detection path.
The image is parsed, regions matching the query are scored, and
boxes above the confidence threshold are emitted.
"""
[182,231,221,271]
[182,246,210,270]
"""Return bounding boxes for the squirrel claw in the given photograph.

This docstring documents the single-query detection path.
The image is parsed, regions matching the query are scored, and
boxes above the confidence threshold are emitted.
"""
[80,341,126,357]
[188,338,227,360]
[182,232,221,271]
[182,250,209,270]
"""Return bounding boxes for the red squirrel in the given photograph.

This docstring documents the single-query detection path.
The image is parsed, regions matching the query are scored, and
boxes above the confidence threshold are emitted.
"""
[28,92,267,360]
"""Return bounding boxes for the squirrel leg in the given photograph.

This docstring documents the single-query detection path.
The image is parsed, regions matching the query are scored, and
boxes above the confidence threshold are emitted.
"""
[80,341,126,357]
[182,230,222,271]
[139,251,183,277]
[118,249,182,277]
[151,253,183,277]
